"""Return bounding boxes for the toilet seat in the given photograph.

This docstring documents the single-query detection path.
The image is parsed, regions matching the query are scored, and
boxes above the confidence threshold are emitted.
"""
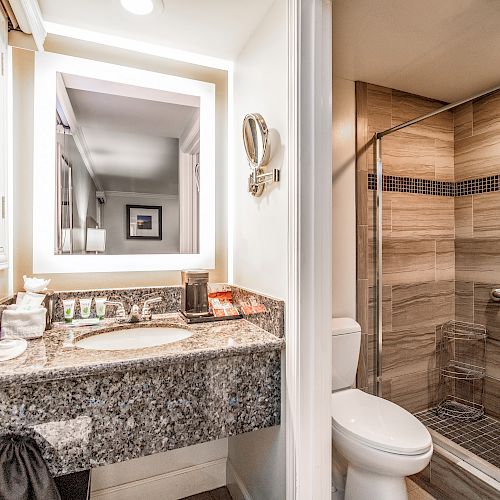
[331,389,432,456]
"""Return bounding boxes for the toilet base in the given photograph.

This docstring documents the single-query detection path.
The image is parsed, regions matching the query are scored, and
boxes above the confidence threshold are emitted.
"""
[345,465,408,500]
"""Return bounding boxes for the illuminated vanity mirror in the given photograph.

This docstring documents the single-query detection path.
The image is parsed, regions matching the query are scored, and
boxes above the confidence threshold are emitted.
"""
[33,53,215,273]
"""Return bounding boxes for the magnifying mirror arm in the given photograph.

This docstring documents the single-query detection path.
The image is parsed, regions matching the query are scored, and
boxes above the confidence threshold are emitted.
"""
[257,169,280,184]
[248,167,280,197]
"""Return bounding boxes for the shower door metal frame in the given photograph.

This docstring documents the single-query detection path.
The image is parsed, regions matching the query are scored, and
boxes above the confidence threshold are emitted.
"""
[372,82,500,398]
[374,135,384,397]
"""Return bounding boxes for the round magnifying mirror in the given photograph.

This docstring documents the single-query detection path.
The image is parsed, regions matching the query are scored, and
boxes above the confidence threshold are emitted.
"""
[243,113,270,169]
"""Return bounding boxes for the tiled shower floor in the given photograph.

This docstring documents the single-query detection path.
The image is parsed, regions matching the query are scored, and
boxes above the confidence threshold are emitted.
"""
[415,409,500,468]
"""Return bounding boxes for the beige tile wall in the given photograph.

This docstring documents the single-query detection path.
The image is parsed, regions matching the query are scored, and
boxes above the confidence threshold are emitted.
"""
[356,83,455,413]
[455,92,500,181]
[453,90,500,418]
[356,83,500,417]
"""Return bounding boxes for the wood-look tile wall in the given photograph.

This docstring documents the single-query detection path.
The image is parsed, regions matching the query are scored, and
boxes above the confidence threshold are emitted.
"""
[455,91,500,181]
[454,90,500,418]
[355,83,500,418]
[355,82,455,413]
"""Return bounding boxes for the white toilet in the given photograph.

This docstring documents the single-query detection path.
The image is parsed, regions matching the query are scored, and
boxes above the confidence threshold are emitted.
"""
[331,318,433,500]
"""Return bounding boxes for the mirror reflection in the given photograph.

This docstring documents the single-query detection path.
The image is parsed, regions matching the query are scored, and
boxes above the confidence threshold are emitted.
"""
[55,73,200,255]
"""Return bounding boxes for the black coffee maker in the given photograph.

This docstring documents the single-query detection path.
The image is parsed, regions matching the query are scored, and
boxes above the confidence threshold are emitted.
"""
[181,270,210,318]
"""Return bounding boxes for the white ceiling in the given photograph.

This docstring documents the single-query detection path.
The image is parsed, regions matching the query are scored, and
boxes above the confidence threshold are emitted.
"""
[38,0,276,60]
[67,87,197,194]
[333,0,500,102]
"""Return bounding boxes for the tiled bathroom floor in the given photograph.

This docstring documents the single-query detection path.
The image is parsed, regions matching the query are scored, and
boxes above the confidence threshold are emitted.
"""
[415,409,500,468]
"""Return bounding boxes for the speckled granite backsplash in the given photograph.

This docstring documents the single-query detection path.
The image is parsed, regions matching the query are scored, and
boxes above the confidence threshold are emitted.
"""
[47,284,285,337]
[51,286,182,322]
[231,286,285,338]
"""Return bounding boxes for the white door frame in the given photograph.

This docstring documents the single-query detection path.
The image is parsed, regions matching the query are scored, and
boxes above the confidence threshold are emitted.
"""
[0,13,9,275]
[286,0,333,498]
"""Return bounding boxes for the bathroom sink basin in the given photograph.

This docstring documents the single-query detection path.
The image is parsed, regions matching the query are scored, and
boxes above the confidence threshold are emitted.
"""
[75,326,192,351]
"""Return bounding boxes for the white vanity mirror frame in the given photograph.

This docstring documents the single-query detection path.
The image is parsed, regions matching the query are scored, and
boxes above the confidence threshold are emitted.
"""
[32,52,215,273]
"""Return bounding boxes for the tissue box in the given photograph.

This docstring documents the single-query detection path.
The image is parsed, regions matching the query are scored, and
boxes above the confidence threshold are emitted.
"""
[1,306,47,339]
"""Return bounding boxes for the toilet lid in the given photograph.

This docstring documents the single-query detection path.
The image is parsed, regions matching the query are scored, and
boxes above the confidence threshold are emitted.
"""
[331,389,432,456]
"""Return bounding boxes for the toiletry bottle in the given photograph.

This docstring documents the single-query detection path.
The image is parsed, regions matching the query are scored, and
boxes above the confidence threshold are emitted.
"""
[95,298,107,320]
[79,298,92,319]
[63,299,75,323]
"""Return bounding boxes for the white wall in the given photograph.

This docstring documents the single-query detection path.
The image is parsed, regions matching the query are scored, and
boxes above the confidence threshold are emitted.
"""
[228,0,287,499]
[231,0,287,300]
[332,77,356,318]
[102,194,180,254]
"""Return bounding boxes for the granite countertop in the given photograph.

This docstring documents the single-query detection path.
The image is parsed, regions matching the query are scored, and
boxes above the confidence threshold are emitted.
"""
[0,314,285,386]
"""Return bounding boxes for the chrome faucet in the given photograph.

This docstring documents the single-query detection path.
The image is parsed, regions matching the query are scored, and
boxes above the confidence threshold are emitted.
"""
[128,304,142,323]
[105,301,127,323]
[141,297,163,321]
[105,297,163,323]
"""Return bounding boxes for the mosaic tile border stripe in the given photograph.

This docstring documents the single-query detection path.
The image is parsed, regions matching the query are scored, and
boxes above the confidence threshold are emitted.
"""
[368,173,500,197]
[455,175,500,196]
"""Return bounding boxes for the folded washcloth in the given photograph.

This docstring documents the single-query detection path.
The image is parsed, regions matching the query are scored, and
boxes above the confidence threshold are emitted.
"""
[1,306,47,339]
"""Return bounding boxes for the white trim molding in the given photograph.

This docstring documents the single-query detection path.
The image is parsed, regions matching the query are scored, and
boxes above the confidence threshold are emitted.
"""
[8,0,46,50]
[104,191,178,201]
[0,12,8,273]
[226,460,252,500]
[6,44,13,293]
[55,73,102,191]
[180,108,200,155]
[287,0,333,498]
[44,22,233,72]
[91,458,226,500]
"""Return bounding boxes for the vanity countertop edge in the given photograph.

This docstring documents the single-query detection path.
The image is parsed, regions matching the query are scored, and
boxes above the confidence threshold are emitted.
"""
[0,313,285,386]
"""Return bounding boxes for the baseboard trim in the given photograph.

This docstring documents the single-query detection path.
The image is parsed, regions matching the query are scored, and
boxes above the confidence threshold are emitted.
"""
[91,458,227,500]
[226,461,252,500]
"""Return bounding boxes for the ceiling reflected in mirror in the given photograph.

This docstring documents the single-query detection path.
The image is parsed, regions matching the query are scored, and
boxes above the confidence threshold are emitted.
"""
[55,73,200,256]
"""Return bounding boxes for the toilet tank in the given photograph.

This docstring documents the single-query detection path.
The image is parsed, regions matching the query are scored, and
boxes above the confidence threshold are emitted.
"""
[332,317,361,391]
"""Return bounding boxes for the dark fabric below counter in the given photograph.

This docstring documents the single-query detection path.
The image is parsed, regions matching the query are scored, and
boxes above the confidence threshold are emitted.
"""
[0,435,60,500]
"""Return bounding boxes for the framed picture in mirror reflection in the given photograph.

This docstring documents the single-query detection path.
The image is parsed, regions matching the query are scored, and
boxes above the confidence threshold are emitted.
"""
[126,205,162,240]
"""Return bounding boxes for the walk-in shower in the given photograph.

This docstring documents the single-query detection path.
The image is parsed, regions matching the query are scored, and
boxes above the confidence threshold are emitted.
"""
[355,80,500,495]
[373,82,500,399]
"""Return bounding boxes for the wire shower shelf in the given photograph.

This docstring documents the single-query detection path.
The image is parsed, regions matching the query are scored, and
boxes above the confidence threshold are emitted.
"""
[436,320,487,421]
